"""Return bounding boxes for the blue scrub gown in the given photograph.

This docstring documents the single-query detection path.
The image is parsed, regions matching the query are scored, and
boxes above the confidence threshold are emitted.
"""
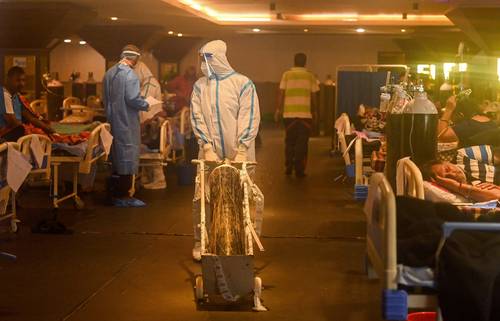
[103,63,149,175]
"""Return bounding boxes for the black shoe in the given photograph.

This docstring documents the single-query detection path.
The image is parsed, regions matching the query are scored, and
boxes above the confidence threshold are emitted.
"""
[296,172,307,178]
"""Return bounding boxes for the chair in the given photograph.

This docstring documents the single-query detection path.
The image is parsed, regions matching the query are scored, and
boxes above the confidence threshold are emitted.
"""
[86,95,105,118]
[61,97,94,123]
[30,99,48,118]
[0,142,22,232]
[17,134,52,182]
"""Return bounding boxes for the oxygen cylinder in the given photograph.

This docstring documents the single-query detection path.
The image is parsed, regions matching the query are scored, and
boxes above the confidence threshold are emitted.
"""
[400,92,438,166]
[46,73,64,121]
[385,113,403,188]
[85,72,97,101]
[384,87,409,189]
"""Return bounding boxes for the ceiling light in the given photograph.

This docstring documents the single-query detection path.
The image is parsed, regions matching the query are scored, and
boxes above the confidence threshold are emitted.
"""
[168,30,174,35]
[303,28,309,32]
[110,17,118,21]
[190,3,202,10]
[177,33,183,37]
[401,28,407,32]
[64,39,71,43]
[252,28,261,32]
[79,40,87,45]
[218,16,271,22]
[356,28,366,33]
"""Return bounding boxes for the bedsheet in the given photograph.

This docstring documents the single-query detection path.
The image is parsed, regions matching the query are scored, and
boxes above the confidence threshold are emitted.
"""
[397,265,435,288]
[51,122,100,135]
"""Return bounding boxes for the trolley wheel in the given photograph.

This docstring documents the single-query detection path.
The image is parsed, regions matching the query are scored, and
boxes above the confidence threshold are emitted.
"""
[74,197,85,210]
[195,275,204,301]
[10,219,19,233]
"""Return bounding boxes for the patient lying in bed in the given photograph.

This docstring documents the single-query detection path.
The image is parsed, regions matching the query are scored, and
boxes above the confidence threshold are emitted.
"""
[421,160,500,203]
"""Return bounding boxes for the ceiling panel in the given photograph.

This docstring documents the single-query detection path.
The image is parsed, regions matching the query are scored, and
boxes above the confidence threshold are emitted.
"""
[194,0,450,15]
[0,2,95,48]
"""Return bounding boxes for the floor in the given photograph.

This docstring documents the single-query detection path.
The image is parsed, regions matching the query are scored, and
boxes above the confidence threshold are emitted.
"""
[0,127,382,321]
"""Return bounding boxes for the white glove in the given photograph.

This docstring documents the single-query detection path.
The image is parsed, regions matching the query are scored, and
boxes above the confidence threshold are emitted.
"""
[203,144,219,162]
[233,145,248,162]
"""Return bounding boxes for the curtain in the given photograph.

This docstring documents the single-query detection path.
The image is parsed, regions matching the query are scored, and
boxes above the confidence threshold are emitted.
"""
[336,71,388,119]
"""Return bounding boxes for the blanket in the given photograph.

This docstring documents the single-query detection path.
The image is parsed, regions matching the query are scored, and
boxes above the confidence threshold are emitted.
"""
[396,196,500,321]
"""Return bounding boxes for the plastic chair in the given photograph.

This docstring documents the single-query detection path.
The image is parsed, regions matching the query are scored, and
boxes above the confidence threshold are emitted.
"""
[30,99,48,117]
[17,134,52,182]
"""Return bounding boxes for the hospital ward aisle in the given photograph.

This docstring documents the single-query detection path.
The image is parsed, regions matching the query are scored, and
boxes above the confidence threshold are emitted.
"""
[0,127,381,321]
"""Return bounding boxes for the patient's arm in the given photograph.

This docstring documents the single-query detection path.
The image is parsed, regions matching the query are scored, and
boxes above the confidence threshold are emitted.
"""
[435,176,500,202]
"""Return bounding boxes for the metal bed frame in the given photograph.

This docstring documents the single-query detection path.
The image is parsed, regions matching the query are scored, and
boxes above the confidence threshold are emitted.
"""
[396,157,425,200]
[332,64,409,150]
[50,123,110,209]
[365,172,500,320]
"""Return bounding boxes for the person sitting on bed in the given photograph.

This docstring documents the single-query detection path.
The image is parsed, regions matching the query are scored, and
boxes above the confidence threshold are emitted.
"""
[356,104,386,133]
[421,159,500,202]
[438,95,498,147]
[0,66,55,141]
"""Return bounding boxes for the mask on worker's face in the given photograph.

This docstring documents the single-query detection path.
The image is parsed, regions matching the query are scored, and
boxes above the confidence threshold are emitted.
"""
[200,52,214,78]
[201,61,209,77]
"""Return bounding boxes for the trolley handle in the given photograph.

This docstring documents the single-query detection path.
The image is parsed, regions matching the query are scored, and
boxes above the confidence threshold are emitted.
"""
[192,159,257,167]
[0,252,16,261]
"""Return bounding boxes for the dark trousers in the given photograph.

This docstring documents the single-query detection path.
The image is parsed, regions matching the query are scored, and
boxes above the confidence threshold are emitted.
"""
[284,118,312,174]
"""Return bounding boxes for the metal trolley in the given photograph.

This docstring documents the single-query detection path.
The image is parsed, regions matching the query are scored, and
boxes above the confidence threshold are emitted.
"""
[192,159,267,311]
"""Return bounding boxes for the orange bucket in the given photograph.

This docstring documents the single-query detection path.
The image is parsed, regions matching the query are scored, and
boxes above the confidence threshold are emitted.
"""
[407,312,437,321]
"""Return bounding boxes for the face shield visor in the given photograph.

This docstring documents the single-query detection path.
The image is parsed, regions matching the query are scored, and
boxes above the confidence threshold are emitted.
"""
[198,52,214,78]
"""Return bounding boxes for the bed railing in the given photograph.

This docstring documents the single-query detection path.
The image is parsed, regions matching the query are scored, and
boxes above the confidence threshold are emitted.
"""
[396,157,424,200]
[365,173,398,290]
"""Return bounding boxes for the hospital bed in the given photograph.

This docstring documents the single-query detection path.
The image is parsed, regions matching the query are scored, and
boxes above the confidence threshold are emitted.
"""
[0,143,21,232]
[140,119,173,167]
[50,123,110,209]
[366,172,500,320]
[335,113,352,168]
[341,131,374,200]
[396,158,424,200]
[169,106,191,162]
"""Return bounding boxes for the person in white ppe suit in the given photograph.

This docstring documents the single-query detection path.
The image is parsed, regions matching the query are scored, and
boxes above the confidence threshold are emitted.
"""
[190,40,260,260]
[134,61,167,190]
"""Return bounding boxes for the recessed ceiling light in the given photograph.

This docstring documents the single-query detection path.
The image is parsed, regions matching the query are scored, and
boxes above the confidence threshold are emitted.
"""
[401,28,407,32]
[304,28,309,32]
[252,28,261,32]
[356,28,366,33]
[177,33,183,37]
[64,39,71,43]
[168,31,174,35]
[79,40,87,45]
[110,17,118,21]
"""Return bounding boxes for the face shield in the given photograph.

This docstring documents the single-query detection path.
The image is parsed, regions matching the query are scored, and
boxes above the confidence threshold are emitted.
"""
[199,52,214,78]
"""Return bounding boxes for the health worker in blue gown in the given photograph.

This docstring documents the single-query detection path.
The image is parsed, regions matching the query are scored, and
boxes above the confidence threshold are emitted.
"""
[103,44,149,207]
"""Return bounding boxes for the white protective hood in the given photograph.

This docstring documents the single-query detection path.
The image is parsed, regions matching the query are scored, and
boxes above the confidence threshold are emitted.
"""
[199,40,234,79]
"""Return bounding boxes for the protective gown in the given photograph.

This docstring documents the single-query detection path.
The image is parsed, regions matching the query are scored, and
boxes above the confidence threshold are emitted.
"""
[103,63,149,175]
[190,40,260,161]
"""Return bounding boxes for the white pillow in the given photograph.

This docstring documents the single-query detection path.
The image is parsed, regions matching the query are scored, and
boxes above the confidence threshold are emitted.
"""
[423,181,468,203]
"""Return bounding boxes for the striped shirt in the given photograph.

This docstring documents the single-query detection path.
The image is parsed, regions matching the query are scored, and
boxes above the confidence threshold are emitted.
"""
[456,145,499,184]
[280,67,319,119]
[0,87,23,129]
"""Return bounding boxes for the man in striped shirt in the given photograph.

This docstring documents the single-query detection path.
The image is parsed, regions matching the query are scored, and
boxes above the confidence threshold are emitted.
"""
[275,53,319,177]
